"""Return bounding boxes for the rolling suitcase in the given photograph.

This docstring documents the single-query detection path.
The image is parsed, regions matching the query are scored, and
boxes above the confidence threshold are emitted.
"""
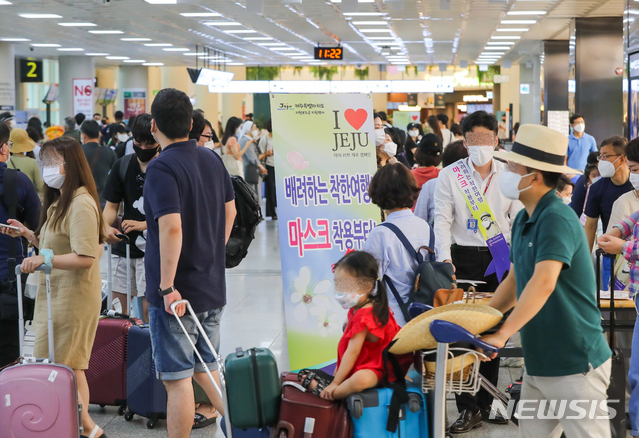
[270,372,352,438]
[225,347,281,429]
[0,264,82,438]
[596,250,627,437]
[347,383,428,438]
[124,324,167,428]
[221,416,271,438]
[86,235,141,413]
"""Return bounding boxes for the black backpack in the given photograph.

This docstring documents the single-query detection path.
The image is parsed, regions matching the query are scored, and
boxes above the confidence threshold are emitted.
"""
[226,175,263,268]
[379,222,455,322]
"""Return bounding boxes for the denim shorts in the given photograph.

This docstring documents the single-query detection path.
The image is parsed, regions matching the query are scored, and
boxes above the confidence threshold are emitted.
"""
[148,304,224,381]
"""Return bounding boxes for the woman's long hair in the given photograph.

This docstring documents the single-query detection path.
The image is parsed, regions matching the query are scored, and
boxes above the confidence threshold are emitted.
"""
[221,117,243,146]
[427,115,443,142]
[335,251,389,327]
[37,137,106,244]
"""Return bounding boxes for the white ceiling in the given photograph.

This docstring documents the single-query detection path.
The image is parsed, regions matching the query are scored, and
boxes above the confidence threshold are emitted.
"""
[0,0,624,68]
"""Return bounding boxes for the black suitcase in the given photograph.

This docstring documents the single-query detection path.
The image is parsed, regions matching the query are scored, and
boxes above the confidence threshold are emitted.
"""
[596,250,627,437]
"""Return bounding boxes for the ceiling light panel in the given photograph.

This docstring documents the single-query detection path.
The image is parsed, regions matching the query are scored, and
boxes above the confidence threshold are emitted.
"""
[143,62,164,66]
[501,20,537,24]
[85,53,109,56]
[496,28,529,32]
[31,43,60,47]
[58,23,96,27]
[225,30,257,34]
[121,38,152,41]
[180,12,221,17]
[88,30,124,34]
[487,41,515,45]
[106,56,129,59]
[1,38,29,42]
[0,1,12,4]
[163,48,190,51]
[144,43,172,46]
[144,0,176,3]
[203,21,240,26]
[491,36,522,39]
[57,48,84,51]
[19,14,62,18]
[506,11,547,15]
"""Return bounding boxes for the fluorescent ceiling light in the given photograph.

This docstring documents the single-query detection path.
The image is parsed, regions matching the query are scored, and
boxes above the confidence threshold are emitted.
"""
[352,21,387,25]
[1,38,30,42]
[491,36,522,39]
[258,43,286,46]
[501,20,537,24]
[391,62,411,65]
[106,56,129,60]
[144,0,176,3]
[507,11,547,15]
[89,30,124,34]
[180,12,221,17]
[123,59,146,63]
[163,48,190,51]
[183,52,200,56]
[31,43,61,47]
[479,56,500,59]
[145,43,172,46]
[225,29,257,33]
[481,52,503,55]
[58,22,96,27]
[487,41,515,45]
[243,37,273,40]
[19,13,62,18]
[360,29,393,33]
[121,38,152,41]
[381,51,390,55]
[270,47,297,51]
[367,37,396,40]
[0,1,12,5]
[85,52,109,56]
[143,63,164,66]
[485,46,511,50]
[203,21,240,26]
[57,48,84,51]
[226,63,244,66]
[497,28,529,32]
[343,12,386,16]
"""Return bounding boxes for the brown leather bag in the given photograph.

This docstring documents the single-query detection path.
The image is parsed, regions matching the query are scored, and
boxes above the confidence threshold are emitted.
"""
[433,283,464,307]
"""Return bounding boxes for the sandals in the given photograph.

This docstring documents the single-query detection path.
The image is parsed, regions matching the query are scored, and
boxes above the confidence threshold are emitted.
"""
[297,368,334,396]
[193,412,217,429]
[81,425,106,438]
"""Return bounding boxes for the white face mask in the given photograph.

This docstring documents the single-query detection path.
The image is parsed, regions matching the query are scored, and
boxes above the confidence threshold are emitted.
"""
[498,170,534,201]
[383,141,397,158]
[573,123,585,133]
[42,166,65,189]
[117,133,129,143]
[9,119,16,129]
[408,129,419,138]
[374,128,386,147]
[204,140,215,150]
[590,176,602,186]
[630,173,639,190]
[598,156,621,178]
[561,196,572,205]
[468,145,494,167]
[251,130,260,138]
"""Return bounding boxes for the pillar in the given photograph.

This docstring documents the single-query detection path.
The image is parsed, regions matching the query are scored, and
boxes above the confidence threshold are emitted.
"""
[118,65,149,119]
[542,40,570,127]
[96,67,116,119]
[499,64,520,124]
[519,56,541,125]
[0,42,16,113]
[574,17,623,143]
[58,56,95,120]
[194,85,220,132]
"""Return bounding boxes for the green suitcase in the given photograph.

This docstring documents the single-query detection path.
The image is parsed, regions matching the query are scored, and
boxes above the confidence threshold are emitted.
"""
[224,347,281,429]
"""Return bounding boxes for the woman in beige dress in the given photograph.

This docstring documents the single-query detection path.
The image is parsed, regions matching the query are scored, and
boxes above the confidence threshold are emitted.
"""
[5,136,106,438]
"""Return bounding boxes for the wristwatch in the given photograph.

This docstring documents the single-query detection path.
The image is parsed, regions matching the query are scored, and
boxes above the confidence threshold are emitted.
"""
[159,285,176,297]
[41,249,54,268]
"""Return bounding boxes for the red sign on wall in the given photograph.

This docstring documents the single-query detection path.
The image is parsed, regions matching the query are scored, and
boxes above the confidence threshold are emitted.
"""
[72,78,94,118]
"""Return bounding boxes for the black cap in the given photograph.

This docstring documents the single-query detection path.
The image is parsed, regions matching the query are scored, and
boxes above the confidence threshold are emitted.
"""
[417,133,443,156]
[407,122,421,131]
[586,151,599,165]
[0,112,13,122]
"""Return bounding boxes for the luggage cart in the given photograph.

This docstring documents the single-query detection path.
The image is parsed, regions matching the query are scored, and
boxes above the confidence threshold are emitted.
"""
[421,320,499,438]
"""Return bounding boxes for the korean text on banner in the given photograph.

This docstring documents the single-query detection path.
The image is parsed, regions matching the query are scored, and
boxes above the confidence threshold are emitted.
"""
[72,78,93,119]
[270,93,380,373]
[123,88,147,120]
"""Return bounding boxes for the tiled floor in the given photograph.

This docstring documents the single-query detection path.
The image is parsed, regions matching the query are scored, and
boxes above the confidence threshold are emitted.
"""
[24,218,629,437]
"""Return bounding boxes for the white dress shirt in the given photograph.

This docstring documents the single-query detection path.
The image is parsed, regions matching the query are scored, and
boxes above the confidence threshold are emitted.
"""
[433,157,524,262]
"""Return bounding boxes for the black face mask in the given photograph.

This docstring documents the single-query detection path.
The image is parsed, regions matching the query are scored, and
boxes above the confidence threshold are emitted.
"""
[133,144,159,163]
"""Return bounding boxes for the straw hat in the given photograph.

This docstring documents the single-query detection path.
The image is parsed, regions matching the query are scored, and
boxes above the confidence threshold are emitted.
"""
[389,303,503,354]
[9,129,36,154]
[493,124,580,174]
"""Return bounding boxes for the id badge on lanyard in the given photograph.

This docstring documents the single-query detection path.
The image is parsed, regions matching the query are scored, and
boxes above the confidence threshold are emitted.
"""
[467,218,478,235]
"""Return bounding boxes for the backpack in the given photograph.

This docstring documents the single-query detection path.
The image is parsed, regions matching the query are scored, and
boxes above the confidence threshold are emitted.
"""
[226,175,263,268]
[379,222,455,322]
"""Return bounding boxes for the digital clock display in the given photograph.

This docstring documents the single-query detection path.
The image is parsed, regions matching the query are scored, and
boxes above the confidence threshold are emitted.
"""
[314,47,343,60]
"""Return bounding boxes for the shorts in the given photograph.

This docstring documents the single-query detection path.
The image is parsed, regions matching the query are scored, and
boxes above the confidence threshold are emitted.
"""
[148,304,224,381]
[111,255,146,298]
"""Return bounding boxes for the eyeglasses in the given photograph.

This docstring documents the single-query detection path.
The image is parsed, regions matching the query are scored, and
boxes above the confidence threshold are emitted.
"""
[200,134,213,140]
[597,154,621,161]
[3,140,12,149]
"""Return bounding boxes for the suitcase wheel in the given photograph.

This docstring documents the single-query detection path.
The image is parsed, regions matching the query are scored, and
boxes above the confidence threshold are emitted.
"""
[99,404,105,408]
[279,431,287,438]
[124,411,134,422]
[147,420,157,429]
[118,405,126,416]
[408,394,421,413]
[351,398,363,419]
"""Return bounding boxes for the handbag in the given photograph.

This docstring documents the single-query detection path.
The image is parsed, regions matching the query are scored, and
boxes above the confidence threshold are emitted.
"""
[244,144,261,185]
[222,143,242,176]
[433,283,464,307]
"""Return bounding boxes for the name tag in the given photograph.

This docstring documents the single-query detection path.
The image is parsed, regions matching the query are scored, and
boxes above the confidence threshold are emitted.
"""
[467,219,478,235]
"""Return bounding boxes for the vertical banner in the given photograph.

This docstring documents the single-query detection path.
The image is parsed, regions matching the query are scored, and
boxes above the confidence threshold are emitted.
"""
[123,88,147,120]
[392,111,420,129]
[72,78,93,118]
[270,93,380,372]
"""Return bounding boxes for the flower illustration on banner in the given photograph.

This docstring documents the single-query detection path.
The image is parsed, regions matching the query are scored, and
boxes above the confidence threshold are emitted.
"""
[317,311,341,337]
[290,266,332,321]
[287,151,309,170]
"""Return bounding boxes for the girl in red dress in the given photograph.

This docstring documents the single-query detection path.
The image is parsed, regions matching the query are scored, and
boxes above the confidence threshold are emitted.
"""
[298,251,405,400]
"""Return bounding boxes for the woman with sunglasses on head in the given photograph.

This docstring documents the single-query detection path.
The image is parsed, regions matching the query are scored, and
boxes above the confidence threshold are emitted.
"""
[3,136,107,438]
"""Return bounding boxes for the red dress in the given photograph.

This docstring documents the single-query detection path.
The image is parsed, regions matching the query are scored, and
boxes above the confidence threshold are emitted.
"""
[336,306,408,382]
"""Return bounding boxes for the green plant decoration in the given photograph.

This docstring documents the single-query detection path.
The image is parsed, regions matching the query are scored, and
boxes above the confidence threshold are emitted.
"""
[353,66,369,80]
[310,66,339,81]
[413,66,418,76]
[246,66,281,81]
[293,66,303,76]
[476,65,500,85]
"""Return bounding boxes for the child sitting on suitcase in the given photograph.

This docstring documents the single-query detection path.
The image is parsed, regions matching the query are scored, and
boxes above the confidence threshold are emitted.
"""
[298,251,410,401]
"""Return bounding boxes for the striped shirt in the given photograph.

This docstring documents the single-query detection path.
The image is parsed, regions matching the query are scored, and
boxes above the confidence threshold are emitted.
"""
[613,210,639,297]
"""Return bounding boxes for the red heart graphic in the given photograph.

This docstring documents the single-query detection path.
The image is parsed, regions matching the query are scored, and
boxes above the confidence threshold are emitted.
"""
[412,115,418,121]
[344,108,368,131]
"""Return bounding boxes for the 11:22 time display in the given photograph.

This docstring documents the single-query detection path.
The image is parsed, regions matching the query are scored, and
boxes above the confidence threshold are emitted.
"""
[314,47,343,60]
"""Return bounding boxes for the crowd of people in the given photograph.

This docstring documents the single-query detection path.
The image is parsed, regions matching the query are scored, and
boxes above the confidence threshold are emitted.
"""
[0,94,638,438]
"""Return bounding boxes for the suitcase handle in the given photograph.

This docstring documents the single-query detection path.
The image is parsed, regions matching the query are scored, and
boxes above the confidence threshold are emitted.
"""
[16,264,52,362]
[170,299,233,438]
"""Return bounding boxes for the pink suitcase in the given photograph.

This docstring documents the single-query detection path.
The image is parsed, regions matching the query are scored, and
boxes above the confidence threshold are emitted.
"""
[0,264,82,438]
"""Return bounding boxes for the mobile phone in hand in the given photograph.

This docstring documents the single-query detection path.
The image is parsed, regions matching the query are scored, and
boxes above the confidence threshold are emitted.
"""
[0,223,20,231]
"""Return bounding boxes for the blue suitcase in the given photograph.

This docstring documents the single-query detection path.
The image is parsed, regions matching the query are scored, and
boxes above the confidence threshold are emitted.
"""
[347,384,429,438]
[220,416,270,438]
[124,324,167,428]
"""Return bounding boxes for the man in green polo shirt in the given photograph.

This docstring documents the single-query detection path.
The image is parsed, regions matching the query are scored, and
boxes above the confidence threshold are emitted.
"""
[480,124,612,438]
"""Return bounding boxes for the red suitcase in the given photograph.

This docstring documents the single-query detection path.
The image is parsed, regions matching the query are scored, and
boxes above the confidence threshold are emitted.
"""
[270,372,352,438]
[86,236,141,412]
[0,265,82,438]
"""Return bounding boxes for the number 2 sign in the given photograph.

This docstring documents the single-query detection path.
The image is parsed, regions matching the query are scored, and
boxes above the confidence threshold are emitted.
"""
[20,59,43,83]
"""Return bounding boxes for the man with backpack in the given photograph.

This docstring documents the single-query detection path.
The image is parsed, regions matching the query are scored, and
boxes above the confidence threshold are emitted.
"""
[102,113,158,323]
[433,111,523,432]
[0,122,41,367]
